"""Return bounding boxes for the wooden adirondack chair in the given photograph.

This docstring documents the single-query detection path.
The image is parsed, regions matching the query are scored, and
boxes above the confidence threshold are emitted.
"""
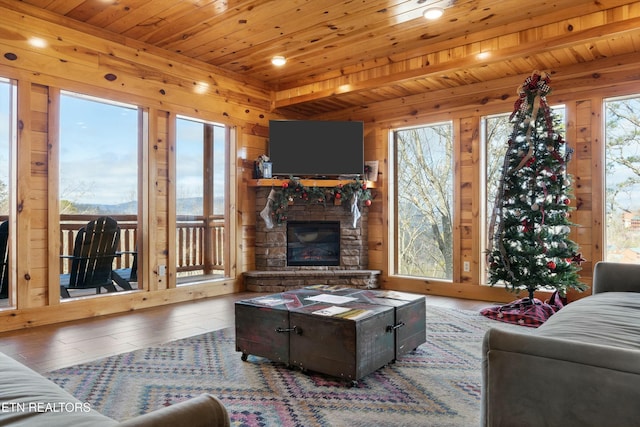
[112,249,136,291]
[60,216,120,298]
[0,221,8,299]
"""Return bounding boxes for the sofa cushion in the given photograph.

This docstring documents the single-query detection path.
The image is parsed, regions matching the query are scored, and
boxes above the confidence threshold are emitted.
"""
[537,291,640,350]
[0,352,117,427]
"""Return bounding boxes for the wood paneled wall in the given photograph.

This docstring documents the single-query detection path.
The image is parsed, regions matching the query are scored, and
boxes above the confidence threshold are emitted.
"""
[0,6,278,331]
[328,84,636,304]
[0,4,638,332]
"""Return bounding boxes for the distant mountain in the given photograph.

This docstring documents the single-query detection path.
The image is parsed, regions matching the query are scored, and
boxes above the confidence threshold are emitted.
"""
[71,197,225,215]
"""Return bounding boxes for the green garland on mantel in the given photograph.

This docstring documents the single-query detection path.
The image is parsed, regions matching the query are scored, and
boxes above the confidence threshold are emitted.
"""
[271,177,372,225]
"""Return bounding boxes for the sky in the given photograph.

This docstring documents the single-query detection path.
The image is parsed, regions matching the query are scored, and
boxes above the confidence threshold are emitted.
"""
[59,93,139,206]
[0,84,226,214]
[57,92,226,209]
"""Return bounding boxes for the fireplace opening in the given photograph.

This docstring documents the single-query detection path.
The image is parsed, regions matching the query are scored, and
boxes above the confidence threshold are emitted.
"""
[287,221,340,266]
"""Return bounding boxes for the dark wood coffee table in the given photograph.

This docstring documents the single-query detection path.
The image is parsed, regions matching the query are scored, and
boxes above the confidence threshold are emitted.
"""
[235,286,426,384]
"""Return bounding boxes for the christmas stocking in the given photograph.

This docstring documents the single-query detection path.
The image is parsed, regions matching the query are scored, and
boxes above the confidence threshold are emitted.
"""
[351,194,361,228]
[260,189,277,229]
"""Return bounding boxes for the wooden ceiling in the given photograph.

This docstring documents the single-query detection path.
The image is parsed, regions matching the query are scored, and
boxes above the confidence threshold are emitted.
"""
[13,0,640,118]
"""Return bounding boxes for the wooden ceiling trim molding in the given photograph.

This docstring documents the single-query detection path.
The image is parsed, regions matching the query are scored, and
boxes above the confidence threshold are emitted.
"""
[313,63,640,125]
[271,12,640,111]
[0,8,272,113]
[0,1,270,92]
[288,9,640,92]
[261,0,619,86]
[268,0,635,90]
[8,0,640,118]
[0,39,271,125]
[7,44,269,116]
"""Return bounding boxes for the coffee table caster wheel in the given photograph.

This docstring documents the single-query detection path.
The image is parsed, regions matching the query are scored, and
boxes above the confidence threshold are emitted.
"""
[241,353,248,362]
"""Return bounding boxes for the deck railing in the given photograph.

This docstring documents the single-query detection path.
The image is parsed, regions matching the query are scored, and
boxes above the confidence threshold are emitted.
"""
[59,214,225,276]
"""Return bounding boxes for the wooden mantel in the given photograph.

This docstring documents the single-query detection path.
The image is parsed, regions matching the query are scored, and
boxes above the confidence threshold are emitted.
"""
[249,178,377,188]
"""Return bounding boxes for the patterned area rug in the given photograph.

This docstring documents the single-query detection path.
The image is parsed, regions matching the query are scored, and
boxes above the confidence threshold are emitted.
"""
[46,306,525,427]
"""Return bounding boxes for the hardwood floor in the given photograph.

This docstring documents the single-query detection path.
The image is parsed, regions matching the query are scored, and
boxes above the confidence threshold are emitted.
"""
[0,292,492,374]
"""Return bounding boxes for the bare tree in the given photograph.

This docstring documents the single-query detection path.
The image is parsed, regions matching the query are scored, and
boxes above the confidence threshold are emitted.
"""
[485,114,513,226]
[605,97,640,209]
[0,179,8,215]
[395,124,453,279]
[605,96,640,255]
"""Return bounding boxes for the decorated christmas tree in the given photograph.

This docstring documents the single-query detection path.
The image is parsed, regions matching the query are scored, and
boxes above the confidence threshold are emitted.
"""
[487,71,587,304]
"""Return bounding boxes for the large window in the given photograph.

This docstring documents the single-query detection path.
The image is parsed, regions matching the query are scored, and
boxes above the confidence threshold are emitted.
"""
[0,78,15,307]
[59,91,140,299]
[604,95,640,263]
[175,116,227,282]
[483,107,565,283]
[484,113,520,284]
[392,122,453,280]
[0,79,10,216]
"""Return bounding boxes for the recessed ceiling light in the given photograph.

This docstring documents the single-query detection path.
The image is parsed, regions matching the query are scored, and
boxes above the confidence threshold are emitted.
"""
[194,81,209,94]
[423,7,444,20]
[271,55,287,66]
[28,37,47,48]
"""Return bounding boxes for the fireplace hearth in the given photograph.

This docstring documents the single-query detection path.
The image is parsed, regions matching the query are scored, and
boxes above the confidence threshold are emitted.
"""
[287,221,340,266]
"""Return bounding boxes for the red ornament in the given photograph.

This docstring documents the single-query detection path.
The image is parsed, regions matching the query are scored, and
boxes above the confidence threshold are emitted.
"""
[364,199,372,207]
[282,182,289,189]
[547,261,557,270]
[335,192,342,199]
[564,198,570,205]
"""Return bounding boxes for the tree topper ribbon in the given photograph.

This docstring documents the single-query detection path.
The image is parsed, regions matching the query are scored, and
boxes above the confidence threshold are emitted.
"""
[512,71,552,172]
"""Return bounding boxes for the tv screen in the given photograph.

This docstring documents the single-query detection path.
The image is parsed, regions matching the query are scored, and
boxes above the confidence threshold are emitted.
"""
[269,120,364,177]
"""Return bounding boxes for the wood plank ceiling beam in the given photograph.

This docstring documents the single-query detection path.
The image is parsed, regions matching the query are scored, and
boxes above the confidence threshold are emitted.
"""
[314,52,640,123]
[271,13,640,111]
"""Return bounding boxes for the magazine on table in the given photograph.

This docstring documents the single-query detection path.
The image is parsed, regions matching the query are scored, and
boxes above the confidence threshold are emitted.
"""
[312,305,372,320]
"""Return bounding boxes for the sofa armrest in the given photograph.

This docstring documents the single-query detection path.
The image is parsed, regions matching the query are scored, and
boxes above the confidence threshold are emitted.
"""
[593,261,640,294]
[117,394,230,427]
[482,328,640,427]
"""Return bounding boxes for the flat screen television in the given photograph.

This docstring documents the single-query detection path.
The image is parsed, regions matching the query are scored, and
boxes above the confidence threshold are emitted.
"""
[269,119,364,177]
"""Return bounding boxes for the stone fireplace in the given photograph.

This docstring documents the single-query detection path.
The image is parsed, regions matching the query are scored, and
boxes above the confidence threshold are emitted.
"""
[244,185,380,292]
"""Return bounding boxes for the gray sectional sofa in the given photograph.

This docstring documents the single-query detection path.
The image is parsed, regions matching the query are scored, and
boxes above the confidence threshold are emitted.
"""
[0,351,230,426]
[482,261,640,427]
